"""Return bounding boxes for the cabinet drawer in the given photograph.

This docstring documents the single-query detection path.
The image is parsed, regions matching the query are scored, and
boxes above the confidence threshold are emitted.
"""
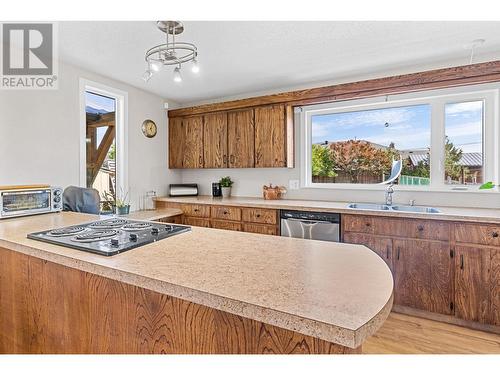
[181,204,210,218]
[343,215,374,234]
[243,223,278,236]
[210,206,241,221]
[183,217,210,227]
[211,220,242,232]
[242,208,277,224]
[455,223,500,246]
[374,217,450,241]
[156,215,183,224]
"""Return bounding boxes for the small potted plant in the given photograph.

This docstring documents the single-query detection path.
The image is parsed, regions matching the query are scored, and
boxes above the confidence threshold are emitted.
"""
[219,176,234,198]
[115,188,131,215]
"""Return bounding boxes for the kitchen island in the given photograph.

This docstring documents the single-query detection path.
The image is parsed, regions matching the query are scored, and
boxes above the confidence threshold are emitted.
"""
[0,212,393,354]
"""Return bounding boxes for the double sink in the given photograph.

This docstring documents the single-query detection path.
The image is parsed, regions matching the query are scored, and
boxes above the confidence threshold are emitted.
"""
[347,203,440,214]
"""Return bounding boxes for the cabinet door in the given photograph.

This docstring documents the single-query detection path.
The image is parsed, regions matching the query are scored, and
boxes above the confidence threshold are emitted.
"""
[455,246,491,324]
[183,116,204,168]
[393,239,453,315]
[203,112,227,168]
[254,104,286,167]
[168,117,184,168]
[211,220,242,232]
[227,109,254,168]
[490,249,500,326]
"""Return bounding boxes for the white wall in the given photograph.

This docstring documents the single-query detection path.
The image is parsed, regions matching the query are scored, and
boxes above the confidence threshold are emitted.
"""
[0,61,181,210]
[180,54,500,209]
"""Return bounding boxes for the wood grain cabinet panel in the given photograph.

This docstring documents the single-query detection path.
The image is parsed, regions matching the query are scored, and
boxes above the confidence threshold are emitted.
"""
[374,218,450,241]
[455,223,500,246]
[203,112,228,168]
[490,249,500,326]
[211,220,242,232]
[168,117,184,168]
[227,109,255,168]
[343,215,374,234]
[254,104,286,167]
[211,206,241,221]
[183,217,211,228]
[242,223,278,236]
[242,208,277,225]
[182,116,204,168]
[393,239,453,315]
[181,204,210,218]
[454,246,491,324]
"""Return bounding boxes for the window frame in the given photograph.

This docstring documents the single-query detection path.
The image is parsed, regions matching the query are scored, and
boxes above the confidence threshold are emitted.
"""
[299,83,499,192]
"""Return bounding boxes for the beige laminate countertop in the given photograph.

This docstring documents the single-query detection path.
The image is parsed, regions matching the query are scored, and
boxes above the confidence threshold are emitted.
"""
[0,212,393,349]
[124,208,183,221]
[155,195,500,224]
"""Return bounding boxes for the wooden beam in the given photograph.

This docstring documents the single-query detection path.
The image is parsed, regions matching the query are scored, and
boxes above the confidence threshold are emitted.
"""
[88,126,115,185]
[168,60,500,118]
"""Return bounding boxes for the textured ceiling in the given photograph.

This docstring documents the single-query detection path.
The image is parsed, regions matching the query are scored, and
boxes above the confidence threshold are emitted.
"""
[59,21,500,104]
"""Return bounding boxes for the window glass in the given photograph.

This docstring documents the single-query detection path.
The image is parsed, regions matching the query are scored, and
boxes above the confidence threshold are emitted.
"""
[311,104,431,185]
[444,101,484,185]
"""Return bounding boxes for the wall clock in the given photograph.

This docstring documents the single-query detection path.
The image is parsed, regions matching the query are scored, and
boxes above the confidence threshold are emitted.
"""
[141,119,157,138]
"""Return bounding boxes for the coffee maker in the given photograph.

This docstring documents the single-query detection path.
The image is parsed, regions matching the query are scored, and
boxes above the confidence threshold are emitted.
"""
[212,182,222,197]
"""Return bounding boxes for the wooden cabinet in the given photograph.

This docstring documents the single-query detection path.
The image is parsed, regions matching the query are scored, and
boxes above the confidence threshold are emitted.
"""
[181,204,210,218]
[254,104,286,167]
[393,239,453,315]
[203,112,228,168]
[168,116,204,168]
[210,206,241,221]
[168,117,184,168]
[241,208,277,225]
[491,249,500,326]
[183,217,211,228]
[242,223,278,236]
[374,217,450,241]
[227,109,255,168]
[168,103,293,169]
[211,220,242,231]
[343,232,393,271]
[343,215,374,234]
[454,246,491,324]
[455,223,500,247]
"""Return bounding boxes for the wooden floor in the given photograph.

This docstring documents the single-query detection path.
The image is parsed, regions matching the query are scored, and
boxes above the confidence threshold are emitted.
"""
[364,313,500,354]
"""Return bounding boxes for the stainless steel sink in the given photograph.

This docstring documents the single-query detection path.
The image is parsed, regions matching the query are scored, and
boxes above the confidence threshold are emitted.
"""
[391,205,440,213]
[347,203,392,211]
[347,203,440,213]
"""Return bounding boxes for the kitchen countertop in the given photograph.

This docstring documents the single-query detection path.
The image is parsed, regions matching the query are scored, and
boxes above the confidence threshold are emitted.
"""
[124,208,183,221]
[0,212,393,349]
[155,195,500,224]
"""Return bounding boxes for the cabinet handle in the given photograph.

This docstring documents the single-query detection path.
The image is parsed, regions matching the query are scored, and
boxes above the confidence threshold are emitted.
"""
[199,155,203,166]
[397,247,400,260]
[223,211,228,215]
[365,222,371,227]
[256,214,261,218]
[460,254,464,270]
[194,208,199,212]
[386,246,390,259]
[492,231,499,238]
[417,225,424,232]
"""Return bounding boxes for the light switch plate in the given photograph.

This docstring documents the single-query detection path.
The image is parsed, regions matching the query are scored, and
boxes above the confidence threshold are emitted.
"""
[289,179,300,190]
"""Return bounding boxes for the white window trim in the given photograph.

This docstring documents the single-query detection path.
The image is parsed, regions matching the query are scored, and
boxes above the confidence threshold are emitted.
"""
[78,78,129,195]
[300,83,500,193]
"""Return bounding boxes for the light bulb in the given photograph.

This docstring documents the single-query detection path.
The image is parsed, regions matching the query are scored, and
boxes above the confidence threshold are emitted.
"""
[173,66,182,82]
[149,60,162,72]
[191,58,200,74]
[142,70,153,82]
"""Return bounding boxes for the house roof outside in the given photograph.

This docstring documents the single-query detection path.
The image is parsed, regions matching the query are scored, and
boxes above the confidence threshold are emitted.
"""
[409,152,482,167]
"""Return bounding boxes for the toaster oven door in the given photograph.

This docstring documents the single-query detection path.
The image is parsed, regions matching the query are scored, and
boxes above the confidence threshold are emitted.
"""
[1,189,52,218]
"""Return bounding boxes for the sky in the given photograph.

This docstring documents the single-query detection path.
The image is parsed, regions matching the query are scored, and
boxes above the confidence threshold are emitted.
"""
[312,100,483,153]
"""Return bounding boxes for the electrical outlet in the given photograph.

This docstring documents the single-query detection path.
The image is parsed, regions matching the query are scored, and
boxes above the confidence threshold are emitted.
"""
[289,179,300,190]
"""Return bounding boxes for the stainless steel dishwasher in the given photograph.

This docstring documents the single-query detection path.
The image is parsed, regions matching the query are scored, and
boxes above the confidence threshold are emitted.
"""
[280,210,340,242]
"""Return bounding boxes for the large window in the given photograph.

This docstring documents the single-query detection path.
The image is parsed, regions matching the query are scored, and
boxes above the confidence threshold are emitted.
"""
[301,85,497,191]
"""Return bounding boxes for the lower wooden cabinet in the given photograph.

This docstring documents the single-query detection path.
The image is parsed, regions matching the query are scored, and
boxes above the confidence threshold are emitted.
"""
[242,223,278,236]
[211,220,242,231]
[454,245,492,324]
[393,239,453,315]
[343,233,393,271]
[183,217,211,228]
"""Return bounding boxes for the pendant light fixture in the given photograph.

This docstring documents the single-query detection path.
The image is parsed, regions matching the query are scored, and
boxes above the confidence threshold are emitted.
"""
[143,21,199,83]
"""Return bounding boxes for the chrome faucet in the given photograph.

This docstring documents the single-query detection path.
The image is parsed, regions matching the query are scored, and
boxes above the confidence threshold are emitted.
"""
[385,183,394,206]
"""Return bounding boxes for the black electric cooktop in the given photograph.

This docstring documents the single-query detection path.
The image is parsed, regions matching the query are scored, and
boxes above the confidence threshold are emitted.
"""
[27,217,191,256]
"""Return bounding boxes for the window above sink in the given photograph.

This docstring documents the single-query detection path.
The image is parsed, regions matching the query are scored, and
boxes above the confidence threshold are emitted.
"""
[300,82,499,193]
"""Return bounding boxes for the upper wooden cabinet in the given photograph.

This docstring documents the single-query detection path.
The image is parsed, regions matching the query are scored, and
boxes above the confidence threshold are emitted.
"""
[227,109,255,168]
[203,112,228,168]
[254,104,286,168]
[168,116,204,168]
[168,104,293,169]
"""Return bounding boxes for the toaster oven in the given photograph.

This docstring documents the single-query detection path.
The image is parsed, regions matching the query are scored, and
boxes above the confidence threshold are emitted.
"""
[0,186,63,219]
